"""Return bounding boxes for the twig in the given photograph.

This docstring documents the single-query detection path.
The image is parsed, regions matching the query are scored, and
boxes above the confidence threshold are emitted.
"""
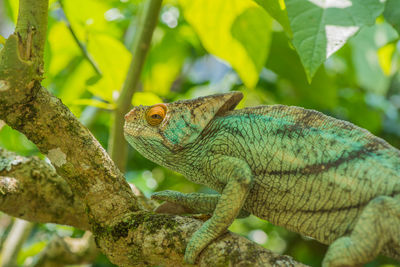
[0,219,35,267]
[58,0,102,76]
[30,232,98,267]
[108,0,162,171]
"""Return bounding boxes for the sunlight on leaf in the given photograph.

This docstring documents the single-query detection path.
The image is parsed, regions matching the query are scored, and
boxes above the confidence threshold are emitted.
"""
[87,34,131,102]
[0,125,37,155]
[17,241,47,265]
[58,62,96,115]
[252,0,292,36]
[378,43,396,76]
[0,35,5,52]
[285,0,385,81]
[132,92,163,106]
[143,29,190,96]
[71,98,115,110]
[179,0,272,88]
[350,23,398,95]
[46,22,80,76]
[62,0,122,40]
[4,0,18,24]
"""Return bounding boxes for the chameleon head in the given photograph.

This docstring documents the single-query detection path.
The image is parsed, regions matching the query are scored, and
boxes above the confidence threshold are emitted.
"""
[123,91,243,165]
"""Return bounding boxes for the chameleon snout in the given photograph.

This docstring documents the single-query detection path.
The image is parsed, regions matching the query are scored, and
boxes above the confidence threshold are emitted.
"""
[124,109,136,122]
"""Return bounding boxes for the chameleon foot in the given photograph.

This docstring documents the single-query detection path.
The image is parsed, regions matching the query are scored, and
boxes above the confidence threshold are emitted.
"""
[184,220,219,264]
[322,196,400,267]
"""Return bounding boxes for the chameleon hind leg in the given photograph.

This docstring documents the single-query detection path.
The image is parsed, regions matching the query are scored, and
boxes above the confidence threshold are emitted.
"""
[322,196,400,267]
[152,190,250,218]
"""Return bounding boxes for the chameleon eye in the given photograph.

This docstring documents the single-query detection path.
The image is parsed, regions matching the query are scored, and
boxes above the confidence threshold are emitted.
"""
[146,104,167,126]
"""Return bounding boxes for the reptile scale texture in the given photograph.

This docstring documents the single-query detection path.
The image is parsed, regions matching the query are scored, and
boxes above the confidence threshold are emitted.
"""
[124,91,400,266]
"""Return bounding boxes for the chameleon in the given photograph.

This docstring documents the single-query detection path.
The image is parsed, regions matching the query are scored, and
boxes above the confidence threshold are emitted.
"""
[123,91,400,266]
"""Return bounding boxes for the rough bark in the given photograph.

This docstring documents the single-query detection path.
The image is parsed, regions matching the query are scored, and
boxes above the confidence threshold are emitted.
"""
[0,148,89,229]
[0,148,307,266]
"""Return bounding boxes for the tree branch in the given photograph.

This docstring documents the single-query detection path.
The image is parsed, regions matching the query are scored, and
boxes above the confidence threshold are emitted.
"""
[15,0,48,64]
[108,0,162,171]
[0,148,89,230]
[0,219,34,267]
[0,148,307,266]
[94,211,308,267]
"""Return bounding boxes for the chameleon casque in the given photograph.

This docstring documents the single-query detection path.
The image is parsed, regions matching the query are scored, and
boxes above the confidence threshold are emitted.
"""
[123,91,400,266]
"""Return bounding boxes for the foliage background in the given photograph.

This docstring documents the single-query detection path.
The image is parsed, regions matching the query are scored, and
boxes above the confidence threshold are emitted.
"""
[0,0,400,266]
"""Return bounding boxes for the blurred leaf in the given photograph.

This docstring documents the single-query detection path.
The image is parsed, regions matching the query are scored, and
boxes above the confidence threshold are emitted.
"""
[45,22,80,77]
[384,0,400,34]
[179,0,272,88]
[253,0,292,36]
[337,89,383,133]
[378,42,396,76]
[62,0,122,40]
[55,61,95,107]
[350,23,398,95]
[87,34,131,102]
[71,98,115,110]
[4,0,18,24]
[266,32,337,109]
[132,92,163,106]
[0,35,4,52]
[17,241,47,265]
[231,7,272,76]
[0,125,38,156]
[285,0,385,81]
[143,28,190,96]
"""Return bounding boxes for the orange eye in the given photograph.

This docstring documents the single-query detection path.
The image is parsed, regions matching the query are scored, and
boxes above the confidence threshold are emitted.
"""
[146,104,167,126]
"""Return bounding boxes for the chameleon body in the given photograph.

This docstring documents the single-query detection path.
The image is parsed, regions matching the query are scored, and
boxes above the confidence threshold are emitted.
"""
[124,92,400,266]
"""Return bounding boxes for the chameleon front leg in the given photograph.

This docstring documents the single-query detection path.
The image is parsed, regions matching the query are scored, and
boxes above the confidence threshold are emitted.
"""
[151,190,250,218]
[184,156,253,264]
[323,196,400,267]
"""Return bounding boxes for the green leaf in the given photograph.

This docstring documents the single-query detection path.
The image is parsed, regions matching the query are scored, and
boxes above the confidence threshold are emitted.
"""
[350,22,398,95]
[266,32,337,109]
[384,0,400,34]
[87,34,131,102]
[62,0,122,39]
[378,42,396,76]
[253,0,292,36]
[285,0,385,81]
[71,98,115,110]
[179,0,272,88]
[0,125,38,155]
[46,22,81,77]
[132,92,163,106]
[4,0,18,24]
[17,241,47,265]
[142,29,190,96]
[0,35,5,52]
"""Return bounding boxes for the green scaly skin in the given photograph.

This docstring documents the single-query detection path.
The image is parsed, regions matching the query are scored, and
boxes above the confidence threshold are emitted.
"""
[124,92,400,266]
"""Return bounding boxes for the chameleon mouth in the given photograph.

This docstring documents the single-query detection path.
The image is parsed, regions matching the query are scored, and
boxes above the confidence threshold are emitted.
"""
[123,122,144,138]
